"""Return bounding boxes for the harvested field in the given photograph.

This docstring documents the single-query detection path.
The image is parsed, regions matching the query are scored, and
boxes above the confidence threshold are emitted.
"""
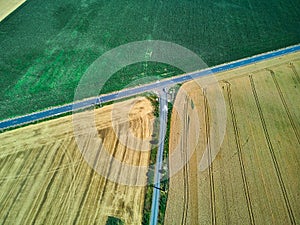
[0,97,154,224]
[1,0,300,121]
[0,0,26,22]
[165,52,300,224]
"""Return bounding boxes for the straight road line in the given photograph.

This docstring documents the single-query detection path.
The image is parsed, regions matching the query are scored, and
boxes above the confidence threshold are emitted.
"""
[149,88,168,225]
[1,44,300,130]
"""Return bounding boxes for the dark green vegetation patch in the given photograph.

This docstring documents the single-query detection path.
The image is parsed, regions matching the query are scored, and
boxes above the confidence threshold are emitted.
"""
[0,0,299,120]
[105,216,124,225]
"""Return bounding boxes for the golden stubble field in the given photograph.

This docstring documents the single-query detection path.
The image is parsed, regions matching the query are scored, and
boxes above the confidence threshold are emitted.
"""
[165,52,300,225]
[0,97,154,224]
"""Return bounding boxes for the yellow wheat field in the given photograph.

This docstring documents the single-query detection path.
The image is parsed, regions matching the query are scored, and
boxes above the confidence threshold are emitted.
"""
[166,52,300,225]
[0,97,154,224]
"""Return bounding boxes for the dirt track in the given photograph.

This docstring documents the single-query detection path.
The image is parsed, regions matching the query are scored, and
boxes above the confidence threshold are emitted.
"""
[165,52,300,224]
[0,97,154,224]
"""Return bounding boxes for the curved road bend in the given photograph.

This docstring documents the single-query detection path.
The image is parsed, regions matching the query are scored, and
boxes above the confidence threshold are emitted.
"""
[150,88,168,225]
[1,44,300,130]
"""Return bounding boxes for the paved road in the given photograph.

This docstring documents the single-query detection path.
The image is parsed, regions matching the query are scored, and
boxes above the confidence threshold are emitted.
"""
[1,44,300,130]
[149,88,168,225]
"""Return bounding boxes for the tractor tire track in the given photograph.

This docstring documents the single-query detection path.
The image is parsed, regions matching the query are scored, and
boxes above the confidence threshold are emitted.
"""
[203,88,216,225]
[289,62,300,83]
[72,147,101,225]
[180,96,189,225]
[63,132,99,224]
[76,126,124,224]
[0,146,36,218]
[19,140,67,224]
[51,138,79,224]
[55,135,95,225]
[0,153,17,176]
[0,147,31,194]
[249,75,296,225]
[268,69,300,145]
[93,121,144,224]
[98,128,120,205]
[38,138,76,224]
[225,82,255,225]
[1,144,50,224]
[28,140,69,225]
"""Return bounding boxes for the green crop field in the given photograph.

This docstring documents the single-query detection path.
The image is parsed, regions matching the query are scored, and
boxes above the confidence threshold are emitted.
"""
[0,0,299,120]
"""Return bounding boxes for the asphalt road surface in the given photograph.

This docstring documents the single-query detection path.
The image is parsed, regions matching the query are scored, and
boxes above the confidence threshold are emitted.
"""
[149,88,168,225]
[1,44,300,130]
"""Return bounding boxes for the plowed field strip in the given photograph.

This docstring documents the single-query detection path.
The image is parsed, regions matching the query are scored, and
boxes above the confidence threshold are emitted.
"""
[249,75,296,225]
